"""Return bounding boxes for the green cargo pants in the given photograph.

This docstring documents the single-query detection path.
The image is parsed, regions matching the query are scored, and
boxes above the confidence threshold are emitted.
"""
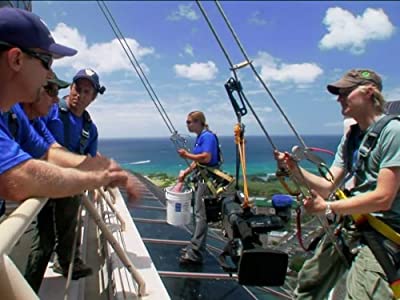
[24,195,81,293]
[295,235,393,299]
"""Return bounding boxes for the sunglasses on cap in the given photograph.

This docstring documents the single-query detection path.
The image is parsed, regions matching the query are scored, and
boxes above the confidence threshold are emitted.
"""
[0,41,53,70]
[43,84,58,97]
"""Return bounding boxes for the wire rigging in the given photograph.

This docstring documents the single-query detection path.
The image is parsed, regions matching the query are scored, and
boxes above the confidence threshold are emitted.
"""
[97,0,190,153]
[196,0,349,267]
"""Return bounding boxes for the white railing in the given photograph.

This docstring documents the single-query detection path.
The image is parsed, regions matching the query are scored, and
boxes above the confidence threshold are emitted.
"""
[0,186,156,300]
[0,197,48,300]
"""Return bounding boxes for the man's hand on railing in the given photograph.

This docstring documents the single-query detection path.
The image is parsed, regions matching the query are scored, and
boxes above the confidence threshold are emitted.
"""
[77,154,141,203]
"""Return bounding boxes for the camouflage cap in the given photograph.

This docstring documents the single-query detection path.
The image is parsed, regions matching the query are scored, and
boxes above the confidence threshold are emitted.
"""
[47,71,70,89]
[327,69,382,95]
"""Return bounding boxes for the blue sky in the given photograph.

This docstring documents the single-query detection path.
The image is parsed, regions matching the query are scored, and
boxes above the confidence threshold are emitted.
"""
[34,1,400,138]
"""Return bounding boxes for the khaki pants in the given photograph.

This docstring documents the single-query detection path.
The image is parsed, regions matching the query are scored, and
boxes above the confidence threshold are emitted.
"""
[295,235,393,299]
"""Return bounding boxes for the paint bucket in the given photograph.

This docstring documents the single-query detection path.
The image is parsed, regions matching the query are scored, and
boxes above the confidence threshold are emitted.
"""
[165,186,192,226]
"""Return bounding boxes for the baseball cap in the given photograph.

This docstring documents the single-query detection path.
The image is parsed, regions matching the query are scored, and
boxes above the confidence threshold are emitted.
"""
[327,69,382,95]
[47,71,70,89]
[0,7,77,58]
[73,68,106,94]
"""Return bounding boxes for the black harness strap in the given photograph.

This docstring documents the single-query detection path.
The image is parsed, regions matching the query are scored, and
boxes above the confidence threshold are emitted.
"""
[345,115,400,174]
[58,98,92,155]
[6,111,19,140]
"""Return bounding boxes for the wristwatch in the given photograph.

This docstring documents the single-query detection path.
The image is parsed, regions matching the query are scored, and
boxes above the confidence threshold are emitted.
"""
[325,202,335,221]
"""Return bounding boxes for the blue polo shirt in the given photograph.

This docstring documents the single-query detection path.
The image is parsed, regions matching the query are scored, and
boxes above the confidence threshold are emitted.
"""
[193,130,219,166]
[31,118,56,146]
[0,112,31,174]
[43,102,98,156]
[4,104,50,159]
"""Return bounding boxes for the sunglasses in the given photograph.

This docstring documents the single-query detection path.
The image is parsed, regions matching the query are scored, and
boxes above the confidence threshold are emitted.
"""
[0,41,53,70]
[338,86,358,98]
[43,84,59,97]
[21,48,53,70]
[186,120,198,125]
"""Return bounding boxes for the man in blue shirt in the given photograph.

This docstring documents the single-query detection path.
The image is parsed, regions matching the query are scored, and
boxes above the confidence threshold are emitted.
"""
[0,9,141,293]
[44,68,106,280]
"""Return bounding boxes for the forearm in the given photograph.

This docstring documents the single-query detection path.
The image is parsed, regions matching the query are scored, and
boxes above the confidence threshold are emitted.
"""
[185,152,210,164]
[331,190,392,216]
[0,159,101,201]
[44,144,86,167]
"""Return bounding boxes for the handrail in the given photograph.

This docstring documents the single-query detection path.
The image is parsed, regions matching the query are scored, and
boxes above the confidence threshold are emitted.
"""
[0,197,48,299]
[0,197,48,256]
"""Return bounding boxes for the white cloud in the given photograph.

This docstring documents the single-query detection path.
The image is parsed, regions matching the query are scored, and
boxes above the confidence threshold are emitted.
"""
[319,7,395,54]
[254,52,323,85]
[184,44,194,57]
[249,11,267,25]
[51,23,155,73]
[167,4,199,21]
[174,61,218,81]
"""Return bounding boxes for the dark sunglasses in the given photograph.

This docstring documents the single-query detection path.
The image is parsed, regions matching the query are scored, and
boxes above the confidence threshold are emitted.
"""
[0,41,53,70]
[21,48,53,70]
[43,84,59,97]
[338,86,357,98]
[186,120,198,125]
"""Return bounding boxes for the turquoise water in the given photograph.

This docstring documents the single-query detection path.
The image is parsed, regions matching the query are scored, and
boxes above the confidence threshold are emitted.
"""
[98,135,342,177]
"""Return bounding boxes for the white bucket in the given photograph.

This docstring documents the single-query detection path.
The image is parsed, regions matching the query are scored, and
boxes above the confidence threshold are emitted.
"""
[165,186,192,226]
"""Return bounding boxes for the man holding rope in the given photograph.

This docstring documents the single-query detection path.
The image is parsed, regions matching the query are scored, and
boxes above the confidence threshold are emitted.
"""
[275,69,400,299]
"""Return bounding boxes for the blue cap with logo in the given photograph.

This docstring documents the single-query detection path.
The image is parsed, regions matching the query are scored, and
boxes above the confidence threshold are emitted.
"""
[73,68,106,95]
[0,8,77,58]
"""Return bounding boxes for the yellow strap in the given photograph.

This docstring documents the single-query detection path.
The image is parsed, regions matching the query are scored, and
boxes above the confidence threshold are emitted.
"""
[336,189,400,245]
[199,165,234,182]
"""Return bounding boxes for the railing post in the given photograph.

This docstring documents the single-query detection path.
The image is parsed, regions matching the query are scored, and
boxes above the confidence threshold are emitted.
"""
[81,193,146,296]
[0,254,38,300]
[97,188,126,231]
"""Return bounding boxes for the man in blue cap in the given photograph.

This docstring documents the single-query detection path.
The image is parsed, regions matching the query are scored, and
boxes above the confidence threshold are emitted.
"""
[0,7,109,201]
[0,8,141,292]
[44,68,107,280]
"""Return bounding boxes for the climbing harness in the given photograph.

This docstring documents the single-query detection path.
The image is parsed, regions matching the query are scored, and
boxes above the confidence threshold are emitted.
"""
[58,98,92,155]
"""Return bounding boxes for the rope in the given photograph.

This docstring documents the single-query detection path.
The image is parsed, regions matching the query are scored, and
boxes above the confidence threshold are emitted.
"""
[234,123,249,208]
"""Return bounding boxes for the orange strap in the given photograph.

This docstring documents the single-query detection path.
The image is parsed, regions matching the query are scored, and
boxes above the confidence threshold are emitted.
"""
[234,123,250,208]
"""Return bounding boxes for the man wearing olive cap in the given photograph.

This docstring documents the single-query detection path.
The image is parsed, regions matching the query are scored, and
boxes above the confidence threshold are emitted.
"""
[274,69,400,299]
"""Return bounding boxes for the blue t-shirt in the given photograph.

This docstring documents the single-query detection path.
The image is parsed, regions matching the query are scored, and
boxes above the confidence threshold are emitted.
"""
[3,104,50,159]
[31,118,56,146]
[43,102,98,156]
[0,111,31,174]
[193,130,219,166]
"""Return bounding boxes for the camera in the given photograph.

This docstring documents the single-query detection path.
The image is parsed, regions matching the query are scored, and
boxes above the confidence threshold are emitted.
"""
[204,191,290,286]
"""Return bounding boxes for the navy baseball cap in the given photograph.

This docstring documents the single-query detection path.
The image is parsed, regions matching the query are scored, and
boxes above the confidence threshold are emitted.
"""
[0,8,77,58]
[73,68,106,94]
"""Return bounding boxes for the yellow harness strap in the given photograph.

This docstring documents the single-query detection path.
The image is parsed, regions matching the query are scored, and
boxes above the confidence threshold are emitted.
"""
[335,189,400,245]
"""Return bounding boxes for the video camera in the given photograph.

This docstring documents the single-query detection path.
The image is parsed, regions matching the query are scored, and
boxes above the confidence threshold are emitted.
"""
[204,191,291,286]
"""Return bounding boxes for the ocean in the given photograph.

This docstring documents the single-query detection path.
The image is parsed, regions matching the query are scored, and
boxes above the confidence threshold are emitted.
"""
[98,135,342,177]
